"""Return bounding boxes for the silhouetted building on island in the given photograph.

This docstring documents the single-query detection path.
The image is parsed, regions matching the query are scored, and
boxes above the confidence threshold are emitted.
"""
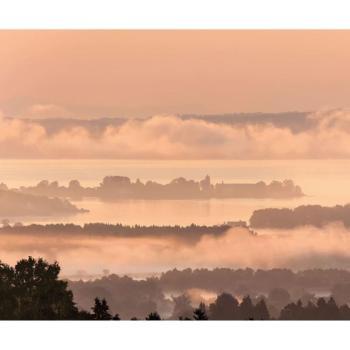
[12,175,304,201]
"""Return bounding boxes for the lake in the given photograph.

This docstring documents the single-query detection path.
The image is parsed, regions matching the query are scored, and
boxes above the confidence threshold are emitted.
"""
[1,159,350,225]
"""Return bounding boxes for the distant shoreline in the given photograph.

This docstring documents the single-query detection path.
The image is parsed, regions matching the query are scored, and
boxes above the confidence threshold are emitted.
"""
[6,175,304,201]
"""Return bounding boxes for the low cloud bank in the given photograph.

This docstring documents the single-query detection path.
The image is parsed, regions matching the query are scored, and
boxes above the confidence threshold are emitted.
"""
[2,224,350,274]
[2,109,350,158]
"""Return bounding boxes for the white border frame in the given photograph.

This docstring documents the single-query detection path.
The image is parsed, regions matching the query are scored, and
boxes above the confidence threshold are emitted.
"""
[0,0,350,29]
[1,1,350,349]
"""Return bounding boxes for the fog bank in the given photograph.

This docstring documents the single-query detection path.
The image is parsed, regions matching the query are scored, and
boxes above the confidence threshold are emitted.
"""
[2,224,350,275]
[2,109,350,159]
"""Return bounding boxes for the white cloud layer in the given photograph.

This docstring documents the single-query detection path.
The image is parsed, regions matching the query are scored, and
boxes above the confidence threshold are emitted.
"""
[2,109,350,159]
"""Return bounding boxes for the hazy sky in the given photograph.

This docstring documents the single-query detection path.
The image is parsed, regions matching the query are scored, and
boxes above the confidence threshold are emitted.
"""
[1,30,350,118]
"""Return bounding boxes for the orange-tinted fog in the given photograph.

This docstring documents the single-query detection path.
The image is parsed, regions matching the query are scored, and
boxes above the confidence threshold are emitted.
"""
[1,225,350,276]
[2,110,350,158]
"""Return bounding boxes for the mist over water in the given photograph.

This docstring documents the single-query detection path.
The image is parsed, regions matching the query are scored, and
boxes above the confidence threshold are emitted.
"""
[1,159,350,276]
[2,224,350,278]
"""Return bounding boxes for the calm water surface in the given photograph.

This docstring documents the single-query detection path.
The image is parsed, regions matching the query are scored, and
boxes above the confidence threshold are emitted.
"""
[1,159,349,225]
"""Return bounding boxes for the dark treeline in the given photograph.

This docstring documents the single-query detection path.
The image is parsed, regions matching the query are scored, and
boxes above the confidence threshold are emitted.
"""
[175,294,270,320]
[250,204,350,229]
[69,267,350,319]
[0,256,81,320]
[181,294,350,320]
[0,223,235,241]
[1,257,350,320]
[279,297,350,320]
[158,267,350,294]
[70,273,166,319]
[11,175,303,200]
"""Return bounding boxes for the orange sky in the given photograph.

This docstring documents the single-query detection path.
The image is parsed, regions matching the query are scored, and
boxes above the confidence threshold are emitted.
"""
[1,30,350,117]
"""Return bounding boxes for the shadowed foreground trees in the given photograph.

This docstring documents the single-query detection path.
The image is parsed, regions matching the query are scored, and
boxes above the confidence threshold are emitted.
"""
[1,257,350,320]
[209,293,239,320]
[208,294,270,320]
[0,257,270,320]
[91,297,121,320]
[92,297,112,320]
[145,312,161,320]
[193,302,209,320]
[279,297,350,320]
[0,257,78,320]
[86,292,350,321]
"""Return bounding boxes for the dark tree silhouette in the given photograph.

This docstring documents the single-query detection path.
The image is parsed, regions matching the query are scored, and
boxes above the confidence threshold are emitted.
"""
[279,297,350,320]
[145,312,161,320]
[76,310,94,320]
[0,256,78,320]
[0,262,17,319]
[193,302,208,320]
[2,257,350,321]
[324,297,340,320]
[92,297,112,320]
[339,304,350,320]
[254,299,270,320]
[239,296,255,320]
[209,292,239,320]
